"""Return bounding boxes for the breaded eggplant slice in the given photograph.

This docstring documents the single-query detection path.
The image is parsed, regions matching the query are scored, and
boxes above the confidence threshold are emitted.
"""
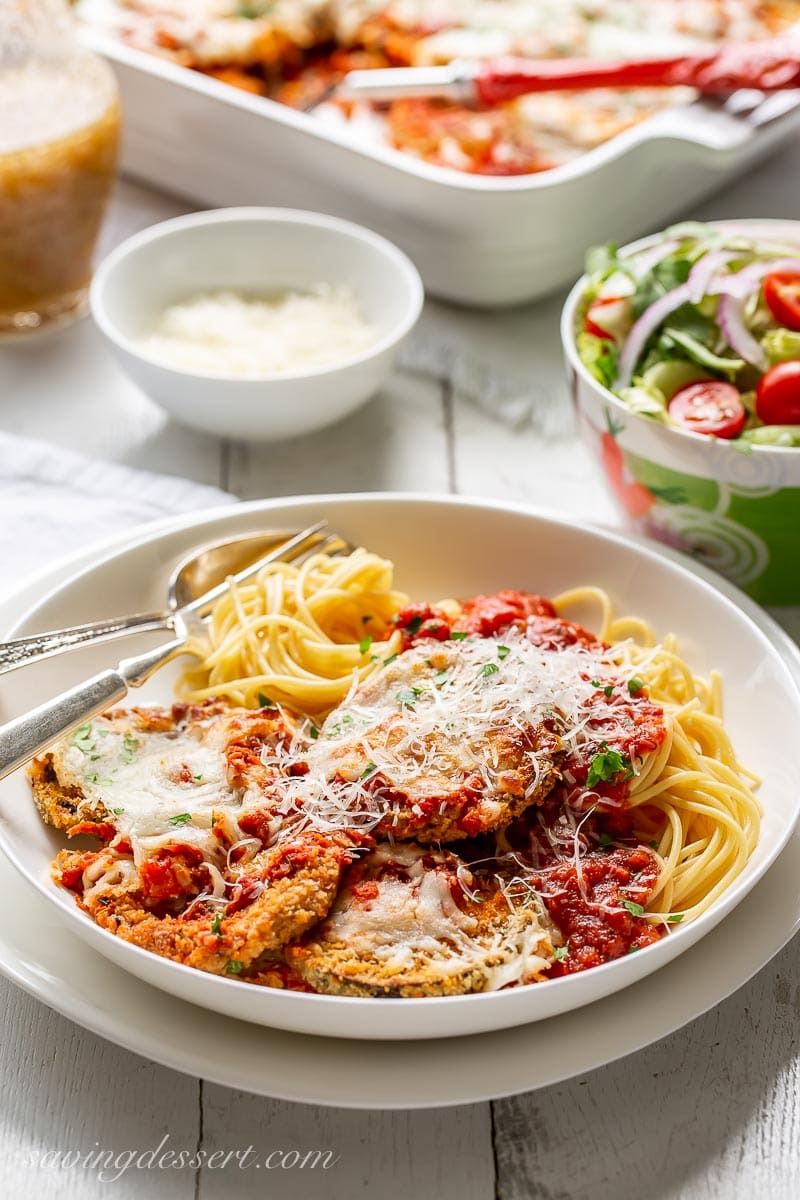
[29,699,294,858]
[55,828,361,975]
[304,639,563,842]
[286,843,555,997]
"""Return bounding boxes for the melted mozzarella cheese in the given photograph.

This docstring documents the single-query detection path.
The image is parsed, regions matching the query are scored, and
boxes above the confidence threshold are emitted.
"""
[325,845,553,987]
[50,714,251,863]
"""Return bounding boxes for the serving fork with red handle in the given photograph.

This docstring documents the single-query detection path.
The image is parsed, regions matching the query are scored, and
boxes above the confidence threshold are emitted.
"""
[336,37,800,106]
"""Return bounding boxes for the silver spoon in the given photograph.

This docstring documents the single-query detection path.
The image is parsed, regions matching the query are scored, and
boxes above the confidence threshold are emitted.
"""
[0,522,352,780]
[0,522,341,677]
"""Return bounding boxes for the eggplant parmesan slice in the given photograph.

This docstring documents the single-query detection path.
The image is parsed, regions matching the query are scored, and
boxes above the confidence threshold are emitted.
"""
[285,843,555,997]
[30,699,294,858]
[55,828,361,974]
[297,637,564,842]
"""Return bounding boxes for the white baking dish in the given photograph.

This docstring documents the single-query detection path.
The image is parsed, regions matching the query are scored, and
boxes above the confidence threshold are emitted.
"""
[82,29,800,307]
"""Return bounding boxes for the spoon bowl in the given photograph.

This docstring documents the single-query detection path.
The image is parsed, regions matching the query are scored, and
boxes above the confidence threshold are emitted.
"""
[0,523,345,676]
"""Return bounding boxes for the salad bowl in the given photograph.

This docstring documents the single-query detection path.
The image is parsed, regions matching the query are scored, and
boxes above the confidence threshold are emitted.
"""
[562,219,800,607]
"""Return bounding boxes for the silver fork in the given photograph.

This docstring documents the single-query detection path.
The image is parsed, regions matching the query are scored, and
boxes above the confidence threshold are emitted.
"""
[0,525,352,780]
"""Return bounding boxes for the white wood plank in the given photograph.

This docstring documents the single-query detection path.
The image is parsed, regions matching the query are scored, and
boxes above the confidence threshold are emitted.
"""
[492,942,800,1200]
[197,1088,494,1200]
[0,977,198,1199]
[227,371,449,499]
[418,292,618,522]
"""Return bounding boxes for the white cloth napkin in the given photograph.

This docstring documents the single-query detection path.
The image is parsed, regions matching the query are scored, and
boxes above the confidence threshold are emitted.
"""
[0,432,233,600]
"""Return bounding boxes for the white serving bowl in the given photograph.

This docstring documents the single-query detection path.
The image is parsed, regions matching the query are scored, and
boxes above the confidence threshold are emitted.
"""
[1,494,799,1041]
[561,219,800,608]
[90,207,424,441]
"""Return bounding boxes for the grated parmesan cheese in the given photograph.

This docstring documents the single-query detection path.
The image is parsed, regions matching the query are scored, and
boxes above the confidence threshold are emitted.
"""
[138,286,377,378]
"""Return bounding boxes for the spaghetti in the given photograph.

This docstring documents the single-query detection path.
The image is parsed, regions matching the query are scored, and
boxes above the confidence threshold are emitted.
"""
[551,585,761,925]
[178,546,408,714]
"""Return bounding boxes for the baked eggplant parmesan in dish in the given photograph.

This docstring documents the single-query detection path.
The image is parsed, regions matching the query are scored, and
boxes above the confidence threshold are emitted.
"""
[78,0,800,176]
[31,546,761,996]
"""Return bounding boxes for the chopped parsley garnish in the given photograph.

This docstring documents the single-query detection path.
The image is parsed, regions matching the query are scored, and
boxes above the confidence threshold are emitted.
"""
[622,899,645,917]
[360,762,378,779]
[404,615,424,636]
[627,678,645,696]
[449,630,468,641]
[211,913,223,936]
[359,635,373,655]
[86,773,98,784]
[628,945,641,954]
[122,732,139,764]
[433,670,449,687]
[112,807,125,815]
[590,680,601,688]
[224,960,244,975]
[168,813,192,827]
[477,662,500,679]
[90,754,100,762]
[553,942,570,962]
[666,913,685,924]
[193,774,203,783]
[497,645,510,660]
[397,687,423,707]
[326,713,356,738]
[257,692,277,710]
[603,684,614,698]
[586,748,633,789]
[73,723,96,754]
[309,726,320,740]
[382,654,398,668]
[598,831,614,849]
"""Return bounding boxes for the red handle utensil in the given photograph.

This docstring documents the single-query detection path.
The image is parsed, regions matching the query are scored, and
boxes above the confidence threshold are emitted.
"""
[338,38,800,106]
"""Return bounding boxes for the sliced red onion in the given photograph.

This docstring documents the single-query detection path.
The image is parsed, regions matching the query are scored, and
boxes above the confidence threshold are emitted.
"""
[717,294,768,372]
[687,250,738,305]
[614,283,691,389]
[729,256,800,291]
[707,272,754,300]
[628,238,681,277]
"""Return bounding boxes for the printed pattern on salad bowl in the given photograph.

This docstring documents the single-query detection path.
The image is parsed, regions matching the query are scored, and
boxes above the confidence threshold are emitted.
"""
[572,369,800,606]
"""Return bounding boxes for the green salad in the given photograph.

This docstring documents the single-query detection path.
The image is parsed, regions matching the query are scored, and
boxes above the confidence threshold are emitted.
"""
[577,222,800,446]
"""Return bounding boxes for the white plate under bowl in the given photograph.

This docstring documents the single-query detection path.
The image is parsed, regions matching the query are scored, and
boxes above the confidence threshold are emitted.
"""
[1,495,798,1043]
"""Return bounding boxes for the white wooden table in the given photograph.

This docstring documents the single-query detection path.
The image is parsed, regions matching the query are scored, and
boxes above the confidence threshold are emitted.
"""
[2,139,800,1199]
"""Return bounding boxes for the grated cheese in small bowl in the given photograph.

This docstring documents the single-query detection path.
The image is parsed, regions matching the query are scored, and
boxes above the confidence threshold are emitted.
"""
[138,285,378,378]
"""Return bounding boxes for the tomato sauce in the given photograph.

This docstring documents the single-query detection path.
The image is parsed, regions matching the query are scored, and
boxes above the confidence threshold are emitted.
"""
[67,820,116,843]
[529,847,662,974]
[59,851,100,893]
[139,844,208,907]
[393,603,452,649]
[453,590,556,636]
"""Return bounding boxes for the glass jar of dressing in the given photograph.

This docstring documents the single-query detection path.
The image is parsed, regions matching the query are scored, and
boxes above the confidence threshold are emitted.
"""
[0,0,120,337]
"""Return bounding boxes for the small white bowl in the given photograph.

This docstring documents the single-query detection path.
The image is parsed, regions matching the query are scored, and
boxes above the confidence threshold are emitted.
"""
[90,208,424,441]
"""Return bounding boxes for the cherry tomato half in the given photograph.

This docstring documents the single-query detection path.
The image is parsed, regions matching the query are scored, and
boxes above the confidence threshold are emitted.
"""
[667,381,746,439]
[756,360,800,426]
[764,271,800,333]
